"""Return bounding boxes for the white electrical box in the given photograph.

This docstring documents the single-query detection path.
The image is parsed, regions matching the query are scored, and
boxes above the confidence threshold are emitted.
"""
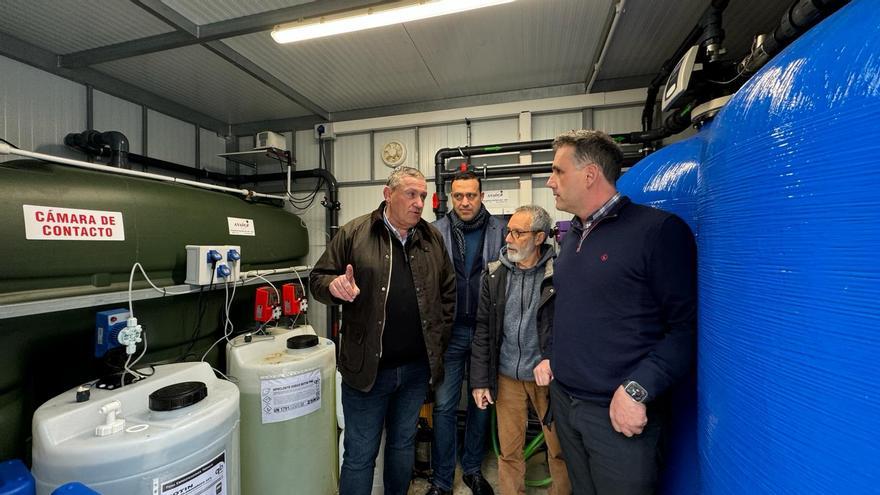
[314,123,336,140]
[255,131,287,151]
[185,245,241,285]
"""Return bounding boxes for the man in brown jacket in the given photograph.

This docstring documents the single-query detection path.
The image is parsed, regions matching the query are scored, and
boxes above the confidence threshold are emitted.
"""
[311,166,456,495]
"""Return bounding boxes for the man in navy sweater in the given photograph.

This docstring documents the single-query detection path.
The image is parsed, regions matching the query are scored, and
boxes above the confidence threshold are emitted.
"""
[534,130,696,495]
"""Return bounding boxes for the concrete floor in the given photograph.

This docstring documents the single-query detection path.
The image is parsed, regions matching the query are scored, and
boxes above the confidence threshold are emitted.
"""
[408,451,553,495]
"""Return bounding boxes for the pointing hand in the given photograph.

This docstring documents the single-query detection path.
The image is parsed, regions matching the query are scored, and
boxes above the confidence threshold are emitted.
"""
[329,264,360,302]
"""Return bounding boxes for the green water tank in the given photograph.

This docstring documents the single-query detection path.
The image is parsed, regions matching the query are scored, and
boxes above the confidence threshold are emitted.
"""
[0,160,309,303]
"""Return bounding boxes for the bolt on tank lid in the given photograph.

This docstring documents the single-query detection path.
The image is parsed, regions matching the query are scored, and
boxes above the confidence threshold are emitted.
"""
[287,334,318,349]
[149,381,207,411]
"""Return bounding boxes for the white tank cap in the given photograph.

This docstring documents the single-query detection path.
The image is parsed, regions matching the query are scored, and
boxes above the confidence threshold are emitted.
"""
[95,400,125,437]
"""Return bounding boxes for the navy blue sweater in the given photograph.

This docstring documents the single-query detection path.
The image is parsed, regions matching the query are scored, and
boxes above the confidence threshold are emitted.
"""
[551,197,697,404]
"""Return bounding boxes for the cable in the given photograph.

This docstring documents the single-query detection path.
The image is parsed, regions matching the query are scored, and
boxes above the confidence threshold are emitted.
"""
[200,277,239,362]
[127,262,189,316]
[247,274,280,302]
[212,366,237,383]
[121,352,133,389]
[129,329,149,376]
[707,65,746,85]
[177,266,216,362]
[0,137,19,149]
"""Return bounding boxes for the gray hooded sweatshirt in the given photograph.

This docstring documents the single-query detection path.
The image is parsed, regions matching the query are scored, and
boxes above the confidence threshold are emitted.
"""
[498,244,554,381]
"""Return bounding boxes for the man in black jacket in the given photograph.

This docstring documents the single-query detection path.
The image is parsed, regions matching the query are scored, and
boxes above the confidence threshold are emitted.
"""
[535,130,697,495]
[429,171,504,495]
[471,205,570,495]
[311,166,456,495]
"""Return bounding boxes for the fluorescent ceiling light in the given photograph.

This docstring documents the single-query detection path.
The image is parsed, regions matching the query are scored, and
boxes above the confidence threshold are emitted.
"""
[271,0,515,44]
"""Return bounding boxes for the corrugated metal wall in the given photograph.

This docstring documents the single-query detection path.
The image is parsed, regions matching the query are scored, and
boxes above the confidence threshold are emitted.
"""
[147,109,196,167]
[0,56,86,162]
[94,90,143,155]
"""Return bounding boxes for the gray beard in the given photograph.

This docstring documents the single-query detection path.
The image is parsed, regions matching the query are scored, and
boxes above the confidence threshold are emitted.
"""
[506,243,535,264]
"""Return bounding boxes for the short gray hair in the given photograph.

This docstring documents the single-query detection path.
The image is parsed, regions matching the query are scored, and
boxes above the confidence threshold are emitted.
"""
[514,205,553,240]
[386,166,425,189]
[552,129,624,184]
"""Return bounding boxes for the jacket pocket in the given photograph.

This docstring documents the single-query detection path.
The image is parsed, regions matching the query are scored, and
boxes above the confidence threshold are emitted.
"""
[339,325,366,373]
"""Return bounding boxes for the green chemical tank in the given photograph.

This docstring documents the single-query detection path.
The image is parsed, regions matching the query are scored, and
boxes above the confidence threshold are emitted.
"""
[0,160,309,304]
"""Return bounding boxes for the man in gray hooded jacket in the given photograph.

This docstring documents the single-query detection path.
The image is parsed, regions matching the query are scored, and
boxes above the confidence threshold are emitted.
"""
[470,205,570,495]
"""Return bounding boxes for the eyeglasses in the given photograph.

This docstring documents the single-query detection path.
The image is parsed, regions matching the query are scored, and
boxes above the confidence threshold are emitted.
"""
[505,228,541,240]
[451,192,479,201]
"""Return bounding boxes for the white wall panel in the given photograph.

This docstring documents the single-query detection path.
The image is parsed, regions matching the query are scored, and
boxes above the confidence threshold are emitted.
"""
[373,128,417,179]
[471,118,518,145]
[593,106,642,134]
[295,130,320,169]
[418,123,468,178]
[94,90,143,154]
[200,128,226,173]
[532,111,583,140]
[147,109,195,167]
[0,55,86,162]
[531,176,570,221]
[333,133,371,183]
[338,184,383,225]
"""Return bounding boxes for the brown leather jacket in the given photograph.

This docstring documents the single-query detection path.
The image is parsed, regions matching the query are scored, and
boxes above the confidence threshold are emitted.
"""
[310,202,456,392]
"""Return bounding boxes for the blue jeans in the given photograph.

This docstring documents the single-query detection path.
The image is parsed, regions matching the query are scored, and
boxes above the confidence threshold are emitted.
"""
[340,361,429,495]
[431,325,490,490]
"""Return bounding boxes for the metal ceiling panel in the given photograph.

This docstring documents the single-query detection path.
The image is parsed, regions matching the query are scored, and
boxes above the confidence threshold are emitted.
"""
[161,0,313,25]
[593,0,795,91]
[0,0,173,54]
[221,0,614,114]
[223,27,443,112]
[93,45,312,124]
[404,0,612,98]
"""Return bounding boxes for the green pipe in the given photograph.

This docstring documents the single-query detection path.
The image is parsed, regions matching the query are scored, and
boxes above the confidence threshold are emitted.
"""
[489,406,553,488]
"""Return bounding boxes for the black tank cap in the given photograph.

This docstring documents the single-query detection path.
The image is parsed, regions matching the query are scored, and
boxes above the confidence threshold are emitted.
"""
[149,381,207,411]
[287,334,319,349]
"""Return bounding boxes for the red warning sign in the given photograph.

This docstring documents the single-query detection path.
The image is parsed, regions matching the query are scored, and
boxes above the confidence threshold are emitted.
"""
[23,204,125,241]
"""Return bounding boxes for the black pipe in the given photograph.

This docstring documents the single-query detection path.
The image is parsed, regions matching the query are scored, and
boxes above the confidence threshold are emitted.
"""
[64,130,130,168]
[433,139,553,218]
[739,0,848,74]
[126,153,231,182]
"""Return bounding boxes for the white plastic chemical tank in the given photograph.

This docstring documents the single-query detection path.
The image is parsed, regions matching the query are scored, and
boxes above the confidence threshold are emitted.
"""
[31,362,240,495]
[227,325,337,495]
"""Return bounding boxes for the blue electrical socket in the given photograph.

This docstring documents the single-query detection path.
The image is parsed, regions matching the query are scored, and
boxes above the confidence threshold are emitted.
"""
[95,308,130,357]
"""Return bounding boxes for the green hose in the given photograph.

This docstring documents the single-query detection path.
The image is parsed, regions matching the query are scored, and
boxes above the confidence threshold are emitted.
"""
[490,407,553,488]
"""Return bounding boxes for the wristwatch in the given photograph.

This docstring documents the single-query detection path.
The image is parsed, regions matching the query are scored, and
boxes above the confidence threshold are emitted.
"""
[623,380,648,403]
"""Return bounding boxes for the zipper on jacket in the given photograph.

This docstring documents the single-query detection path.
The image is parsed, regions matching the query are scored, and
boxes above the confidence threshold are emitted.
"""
[575,213,618,253]
[379,234,393,360]
[515,273,525,381]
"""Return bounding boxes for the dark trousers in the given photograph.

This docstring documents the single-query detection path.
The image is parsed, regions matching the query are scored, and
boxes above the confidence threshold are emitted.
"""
[549,381,664,495]
[339,361,430,495]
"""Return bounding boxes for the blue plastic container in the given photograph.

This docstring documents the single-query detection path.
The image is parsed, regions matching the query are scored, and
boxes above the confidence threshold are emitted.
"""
[0,459,35,495]
[51,483,99,495]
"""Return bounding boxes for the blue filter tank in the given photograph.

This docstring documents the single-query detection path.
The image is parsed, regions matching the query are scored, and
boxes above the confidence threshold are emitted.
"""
[696,0,880,492]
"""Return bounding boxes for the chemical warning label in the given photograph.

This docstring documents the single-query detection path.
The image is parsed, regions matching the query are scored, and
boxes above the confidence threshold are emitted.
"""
[260,368,321,424]
[156,451,226,495]
[23,205,125,241]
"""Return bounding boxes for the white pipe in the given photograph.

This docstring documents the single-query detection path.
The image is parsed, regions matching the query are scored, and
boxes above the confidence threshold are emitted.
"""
[0,143,288,202]
[587,0,626,93]
[240,265,312,280]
